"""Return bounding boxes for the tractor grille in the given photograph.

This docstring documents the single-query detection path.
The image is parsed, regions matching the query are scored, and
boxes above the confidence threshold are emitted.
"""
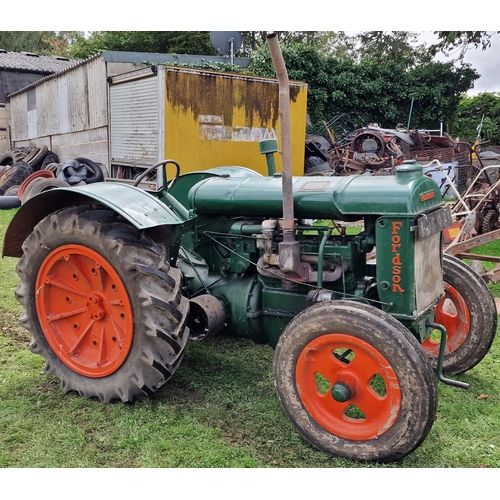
[414,232,443,313]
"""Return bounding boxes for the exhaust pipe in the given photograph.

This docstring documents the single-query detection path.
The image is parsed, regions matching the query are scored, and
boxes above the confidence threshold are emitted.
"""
[267,32,301,276]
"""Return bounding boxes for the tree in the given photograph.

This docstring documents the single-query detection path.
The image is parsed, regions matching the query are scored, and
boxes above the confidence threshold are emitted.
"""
[0,31,69,56]
[432,31,499,59]
[451,92,500,145]
[240,31,349,57]
[248,42,479,131]
[67,30,355,61]
[68,31,216,59]
[353,31,433,68]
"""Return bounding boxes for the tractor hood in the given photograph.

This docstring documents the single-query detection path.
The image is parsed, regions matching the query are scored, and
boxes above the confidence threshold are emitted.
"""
[187,163,444,220]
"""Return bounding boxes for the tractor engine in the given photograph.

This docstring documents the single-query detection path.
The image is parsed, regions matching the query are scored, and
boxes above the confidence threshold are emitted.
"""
[171,161,451,347]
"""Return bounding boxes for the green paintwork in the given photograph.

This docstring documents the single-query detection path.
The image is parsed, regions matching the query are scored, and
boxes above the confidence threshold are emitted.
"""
[187,164,443,220]
[331,382,352,403]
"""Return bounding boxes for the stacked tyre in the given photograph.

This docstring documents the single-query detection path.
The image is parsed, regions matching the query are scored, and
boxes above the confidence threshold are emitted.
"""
[0,149,108,208]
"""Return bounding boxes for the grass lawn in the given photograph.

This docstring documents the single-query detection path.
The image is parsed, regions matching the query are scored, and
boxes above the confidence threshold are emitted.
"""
[0,208,499,469]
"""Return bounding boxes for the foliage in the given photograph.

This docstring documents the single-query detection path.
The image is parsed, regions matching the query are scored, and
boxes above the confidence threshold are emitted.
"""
[247,43,479,131]
[451,92,500,144]
[432,31,500,60]
[240,31,351,57]
[0,31,70,57]
[354,31,432,68]
[67,31,216,60]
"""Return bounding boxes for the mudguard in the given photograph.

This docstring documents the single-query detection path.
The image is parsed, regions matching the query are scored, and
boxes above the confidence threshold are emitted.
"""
[2,182,194,258]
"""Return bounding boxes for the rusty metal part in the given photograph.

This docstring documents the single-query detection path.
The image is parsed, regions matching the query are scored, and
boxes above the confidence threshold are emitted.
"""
[257,256,348,284]
[351,130,385,157]
[187,294,226,341]
[444,228,500,256]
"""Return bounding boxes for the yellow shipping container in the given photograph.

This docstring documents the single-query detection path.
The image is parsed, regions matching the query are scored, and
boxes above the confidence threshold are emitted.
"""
[109,65,308,178]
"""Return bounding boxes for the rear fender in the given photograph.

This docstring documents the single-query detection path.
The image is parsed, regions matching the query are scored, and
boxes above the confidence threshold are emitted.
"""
[2,182,195,258]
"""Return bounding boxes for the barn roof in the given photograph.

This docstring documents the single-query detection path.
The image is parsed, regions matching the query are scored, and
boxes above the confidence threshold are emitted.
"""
[0,49,78,74]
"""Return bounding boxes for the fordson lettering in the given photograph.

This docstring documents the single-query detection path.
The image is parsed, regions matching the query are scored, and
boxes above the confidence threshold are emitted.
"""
[392,221,404,293]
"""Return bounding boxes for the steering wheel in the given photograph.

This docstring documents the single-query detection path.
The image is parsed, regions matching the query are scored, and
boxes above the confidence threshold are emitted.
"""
[133,160,181,189]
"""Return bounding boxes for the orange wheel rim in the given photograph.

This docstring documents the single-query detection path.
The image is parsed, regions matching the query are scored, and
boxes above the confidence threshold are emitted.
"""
[422,283,471,356]
[36,245,134,378]
[296,333,401,441]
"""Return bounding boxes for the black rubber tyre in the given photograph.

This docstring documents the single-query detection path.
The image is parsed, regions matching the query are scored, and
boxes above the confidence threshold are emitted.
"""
[16,205,190,403]
[481,209,499,234]
[25,145,48,170]
[40,151,60,170]
[304,156,331,174]
[0,196,21,209]
[72,157,104,184]
[0,163,33,195]
[422,254,497,374]
[274,301,437,462]
[0,151,24,167]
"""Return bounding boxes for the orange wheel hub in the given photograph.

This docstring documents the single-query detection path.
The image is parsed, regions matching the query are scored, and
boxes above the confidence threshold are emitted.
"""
[36,245,134,378]
[296,333,401,441]
[422,283,471,356]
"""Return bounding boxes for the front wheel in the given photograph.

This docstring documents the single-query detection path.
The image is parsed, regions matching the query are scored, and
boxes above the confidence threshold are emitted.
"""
[274,301,437,462]
[422,254,497,374]
[16,205,190,403]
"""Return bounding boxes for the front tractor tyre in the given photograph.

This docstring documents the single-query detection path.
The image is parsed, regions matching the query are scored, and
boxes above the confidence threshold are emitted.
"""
[15,206,190,403]
[274,301,437,462]
[421,254,497,374]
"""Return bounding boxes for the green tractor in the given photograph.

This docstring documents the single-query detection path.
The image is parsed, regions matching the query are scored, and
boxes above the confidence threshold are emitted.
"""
[2,34,497,462]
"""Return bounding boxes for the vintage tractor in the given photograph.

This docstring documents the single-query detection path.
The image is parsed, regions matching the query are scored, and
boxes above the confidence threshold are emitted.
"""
[2,34,497,462]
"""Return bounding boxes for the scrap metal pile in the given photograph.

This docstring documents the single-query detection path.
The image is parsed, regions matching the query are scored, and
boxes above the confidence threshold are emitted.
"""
[304,113,470,181]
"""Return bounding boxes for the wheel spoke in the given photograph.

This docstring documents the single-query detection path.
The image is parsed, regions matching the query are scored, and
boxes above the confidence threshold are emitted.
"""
[95,264,106,292]
[42,276,87,297]
[46,306,87,323]
[67,320,94,356]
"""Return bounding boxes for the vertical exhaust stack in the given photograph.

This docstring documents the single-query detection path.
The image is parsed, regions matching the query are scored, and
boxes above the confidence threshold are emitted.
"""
[267,32,301,277]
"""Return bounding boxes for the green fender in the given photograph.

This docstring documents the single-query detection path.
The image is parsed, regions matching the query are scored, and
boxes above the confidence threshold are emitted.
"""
[2,182,194,258]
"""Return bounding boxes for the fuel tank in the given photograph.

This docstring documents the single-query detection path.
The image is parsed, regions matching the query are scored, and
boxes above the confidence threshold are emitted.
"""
[187,164,444,221]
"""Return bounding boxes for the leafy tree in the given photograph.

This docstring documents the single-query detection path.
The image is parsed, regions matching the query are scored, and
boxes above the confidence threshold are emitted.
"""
[451,92,500,145]
[248,43,479,131]
[0,31,69,56]
[240,31,350,57]
[353,31,432,67]
[68,31,216,59]
[432,31,499,59]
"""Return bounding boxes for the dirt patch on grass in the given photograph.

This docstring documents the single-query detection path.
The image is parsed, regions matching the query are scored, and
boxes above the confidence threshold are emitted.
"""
[0,308,30,347]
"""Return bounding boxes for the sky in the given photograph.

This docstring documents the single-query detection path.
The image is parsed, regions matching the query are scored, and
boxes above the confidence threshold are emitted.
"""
[417,31,500,95]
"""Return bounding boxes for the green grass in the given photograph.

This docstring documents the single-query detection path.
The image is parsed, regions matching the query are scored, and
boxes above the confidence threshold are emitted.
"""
[0,208,499,468]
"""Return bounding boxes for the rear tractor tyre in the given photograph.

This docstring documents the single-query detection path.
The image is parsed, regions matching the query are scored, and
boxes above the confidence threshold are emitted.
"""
[422,254,497,374]
[16,205,190,403]
[274,301,437,462]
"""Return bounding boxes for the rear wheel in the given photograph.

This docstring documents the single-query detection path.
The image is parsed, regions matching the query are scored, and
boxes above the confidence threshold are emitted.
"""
[274,301,437,462]
[16,205,189,402]
[422,254,497,374]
